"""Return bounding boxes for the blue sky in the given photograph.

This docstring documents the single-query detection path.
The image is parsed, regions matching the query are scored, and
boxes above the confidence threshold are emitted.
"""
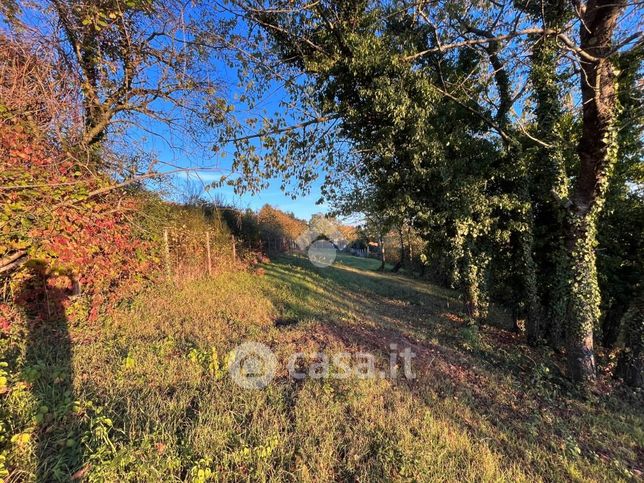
[133,7,333,222]
[173,169,329,220]
[5,2,332,222]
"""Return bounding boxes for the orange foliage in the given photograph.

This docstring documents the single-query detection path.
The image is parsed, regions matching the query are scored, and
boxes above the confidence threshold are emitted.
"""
[257,204,307,240]
[0,123,154,325]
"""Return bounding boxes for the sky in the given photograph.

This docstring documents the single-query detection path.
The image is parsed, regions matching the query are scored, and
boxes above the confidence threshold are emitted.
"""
[127,4,334,222]
[5,2,333,222]
[173,170,330,220]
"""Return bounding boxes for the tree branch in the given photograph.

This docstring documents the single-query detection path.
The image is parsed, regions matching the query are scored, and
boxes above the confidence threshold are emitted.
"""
[403,28,600,62]
[224,115,339,143]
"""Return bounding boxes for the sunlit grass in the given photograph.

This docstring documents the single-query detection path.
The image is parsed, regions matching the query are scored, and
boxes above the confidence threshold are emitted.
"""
[1,254,641,481]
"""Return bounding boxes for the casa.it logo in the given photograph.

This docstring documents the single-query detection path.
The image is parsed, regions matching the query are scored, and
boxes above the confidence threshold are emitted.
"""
[227,342,278,389]
[226,341,417,390]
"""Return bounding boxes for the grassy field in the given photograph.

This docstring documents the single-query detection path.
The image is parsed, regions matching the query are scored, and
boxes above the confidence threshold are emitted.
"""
[1,253,642,481]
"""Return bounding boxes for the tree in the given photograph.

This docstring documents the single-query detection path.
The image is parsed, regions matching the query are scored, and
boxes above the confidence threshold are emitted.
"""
[615,288,643,388]
[227,0,641,383]
[563,0,629,382]
[597,49,644,349]
[258,204,307,246]
[4,0,230,150]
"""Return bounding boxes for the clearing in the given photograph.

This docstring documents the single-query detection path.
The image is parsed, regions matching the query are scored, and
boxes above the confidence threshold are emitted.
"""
[3,254,642,481]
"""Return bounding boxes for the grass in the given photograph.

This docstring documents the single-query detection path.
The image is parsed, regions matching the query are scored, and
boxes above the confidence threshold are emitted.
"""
[1,253,642,481]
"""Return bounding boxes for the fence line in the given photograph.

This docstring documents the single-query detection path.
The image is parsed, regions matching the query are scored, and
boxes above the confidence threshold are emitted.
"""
[206,231,212,276]
[162,227,239,279]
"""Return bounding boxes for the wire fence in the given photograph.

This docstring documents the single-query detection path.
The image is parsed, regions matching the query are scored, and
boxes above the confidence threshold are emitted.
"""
[162,227,239,280]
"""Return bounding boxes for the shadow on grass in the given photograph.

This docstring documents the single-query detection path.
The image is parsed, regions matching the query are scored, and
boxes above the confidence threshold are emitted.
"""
[15,261,86,481]
[261,254,643,479]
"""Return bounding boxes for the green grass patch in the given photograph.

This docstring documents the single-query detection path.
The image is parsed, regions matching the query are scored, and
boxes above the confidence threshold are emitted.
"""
[1,255,641,481]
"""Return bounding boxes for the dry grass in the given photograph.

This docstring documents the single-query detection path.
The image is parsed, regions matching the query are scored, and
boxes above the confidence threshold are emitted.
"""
[1,254,642,481]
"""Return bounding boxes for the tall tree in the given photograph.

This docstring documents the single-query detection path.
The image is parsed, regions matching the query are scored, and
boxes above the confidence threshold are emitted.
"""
[564,0,628,382]
[523,0,574,348]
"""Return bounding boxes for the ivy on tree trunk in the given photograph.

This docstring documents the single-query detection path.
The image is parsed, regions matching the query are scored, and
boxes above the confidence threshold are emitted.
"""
[566,0,625,383]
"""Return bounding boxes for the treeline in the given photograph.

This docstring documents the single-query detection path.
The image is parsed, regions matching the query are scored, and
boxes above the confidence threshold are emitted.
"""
[225,1,642,387]
[218,204,307,252]
[219,204,359,255]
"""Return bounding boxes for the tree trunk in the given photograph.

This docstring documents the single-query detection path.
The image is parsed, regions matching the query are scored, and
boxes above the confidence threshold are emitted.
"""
[462,245,489,323]
[407,229,414,266]
[602,304,627,348]
[521,229,542,345]
[51,0,107,148]
[464,272,481,321]
[566,217,600,382]
[379,233,386,271]
[528,22,571,350]
[399,227,406,268]
[615,289,643,388]
[392,227,405,273]
[566,0,624,383]
[546,255,569,350]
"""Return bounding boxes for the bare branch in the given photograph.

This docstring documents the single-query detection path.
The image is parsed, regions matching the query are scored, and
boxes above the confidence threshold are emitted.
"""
[403,28,600,62]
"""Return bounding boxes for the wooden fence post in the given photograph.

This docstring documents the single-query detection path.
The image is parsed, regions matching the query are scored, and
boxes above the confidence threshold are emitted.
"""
[70,271,81,296]
[164,228,171,279]
[206,231,212,277]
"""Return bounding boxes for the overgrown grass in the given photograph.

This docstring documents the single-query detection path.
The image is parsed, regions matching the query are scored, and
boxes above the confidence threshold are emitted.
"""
[1,254,642,481]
